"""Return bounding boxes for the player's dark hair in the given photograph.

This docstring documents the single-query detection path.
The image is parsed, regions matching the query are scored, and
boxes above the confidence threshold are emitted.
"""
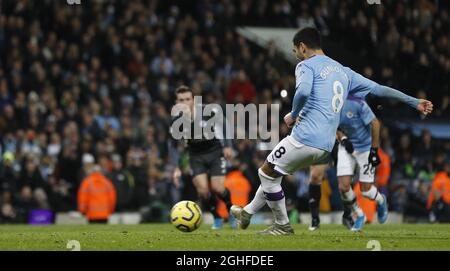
[293,27,321,49]
[175,85,193,96]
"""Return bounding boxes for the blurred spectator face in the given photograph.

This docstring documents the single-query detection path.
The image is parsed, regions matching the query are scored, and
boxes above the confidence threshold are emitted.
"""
[1,204,15,218]
[20,186,32,200]
[421,129,432,145]
[146,126,155,142]
[417,90,427,100]
[38,133,47,147]
[25,160,37,174]
[238,70,247,82]
[95,141,108,156]
[82,112,94,126]
[418,183,428,195]
[3,105,14,119]
[62,144,78,159]
[1,191,12,204]
[0,78,7,90]
[15,91,26,107]
[363,66,374,78]
[131,154,142,166]
[112,155,122,170]
[99,156,110,172]
[103,108,112,117]
[400,133,411,149]
[34,188,48,209]
[445,161,450,174]
[50,133,61,145]
[45,115,57,132]
[129,148,143,167]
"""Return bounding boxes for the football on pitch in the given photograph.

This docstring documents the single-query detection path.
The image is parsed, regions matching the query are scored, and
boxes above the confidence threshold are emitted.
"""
[170,200,202,232]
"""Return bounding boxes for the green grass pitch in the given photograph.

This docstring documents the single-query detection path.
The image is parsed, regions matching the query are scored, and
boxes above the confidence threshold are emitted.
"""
[0,224,449,251]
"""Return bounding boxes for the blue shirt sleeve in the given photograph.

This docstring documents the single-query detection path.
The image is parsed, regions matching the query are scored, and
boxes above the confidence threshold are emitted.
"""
[359,101,376,126]
[345,67,419,109]
[345,67,380,99]
[291,64,313,118]
[371,85,419,109]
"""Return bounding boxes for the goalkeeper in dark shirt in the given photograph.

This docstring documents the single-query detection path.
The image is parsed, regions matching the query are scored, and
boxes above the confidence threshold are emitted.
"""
[171,86,234,230]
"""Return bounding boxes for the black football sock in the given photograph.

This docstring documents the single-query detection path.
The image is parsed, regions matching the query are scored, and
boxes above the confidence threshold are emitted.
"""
[341,199,354,218]
[207,192,221,219]
[216,188,232,211]
[309,183,321,220]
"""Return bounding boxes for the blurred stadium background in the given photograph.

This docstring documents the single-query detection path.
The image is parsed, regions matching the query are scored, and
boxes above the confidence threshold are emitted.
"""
[0,0,449,226]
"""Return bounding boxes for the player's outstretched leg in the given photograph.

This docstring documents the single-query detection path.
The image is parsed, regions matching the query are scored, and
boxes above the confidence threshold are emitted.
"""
[256,165,294,235]
[361,184,388,224]
[232,185,266,229]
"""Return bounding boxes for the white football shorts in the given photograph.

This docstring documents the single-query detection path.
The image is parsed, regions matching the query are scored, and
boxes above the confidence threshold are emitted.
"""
[266,135,329,176]
[336,144,375,183]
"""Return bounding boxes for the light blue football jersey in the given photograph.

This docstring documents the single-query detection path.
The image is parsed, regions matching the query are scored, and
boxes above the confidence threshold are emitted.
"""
[290,55,382,152]
[339,96,375,152]
[291,55,350,152]
[290,55,418,153]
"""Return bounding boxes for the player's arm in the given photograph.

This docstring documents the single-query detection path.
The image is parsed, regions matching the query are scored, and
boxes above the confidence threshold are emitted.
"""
[360,101,381,166]
[371,85,433,115]
[286,64,313,127]
[370,118,380,149]
[336,129,354,153]
[336,130,345,141]
[346,68,433,115]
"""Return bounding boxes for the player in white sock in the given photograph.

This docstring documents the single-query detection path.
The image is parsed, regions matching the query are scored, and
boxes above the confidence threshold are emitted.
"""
[258,169,289,225]
[336,98,389,231]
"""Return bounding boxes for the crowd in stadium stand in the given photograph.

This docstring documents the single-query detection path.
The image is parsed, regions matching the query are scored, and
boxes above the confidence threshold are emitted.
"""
[0,0,449,224]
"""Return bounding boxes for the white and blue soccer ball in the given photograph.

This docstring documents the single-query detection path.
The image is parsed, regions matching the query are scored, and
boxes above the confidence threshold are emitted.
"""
[170,200,202,232]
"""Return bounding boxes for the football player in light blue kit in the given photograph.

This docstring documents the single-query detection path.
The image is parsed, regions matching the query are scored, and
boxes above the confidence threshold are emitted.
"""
[231,27,433,235]
[336,96,384,231]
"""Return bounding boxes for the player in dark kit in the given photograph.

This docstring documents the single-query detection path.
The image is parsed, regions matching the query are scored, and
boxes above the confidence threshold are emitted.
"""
[171,86,235,229]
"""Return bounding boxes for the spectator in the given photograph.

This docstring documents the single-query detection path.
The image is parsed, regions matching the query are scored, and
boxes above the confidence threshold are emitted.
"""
[226,70,257,104]
[0,152,18,192]
[108,154,134,212]
[0,191,17,224]
[216,167,252,221]
[126,147,149,209]
[77,157,117,224]
[427,160,450,222]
